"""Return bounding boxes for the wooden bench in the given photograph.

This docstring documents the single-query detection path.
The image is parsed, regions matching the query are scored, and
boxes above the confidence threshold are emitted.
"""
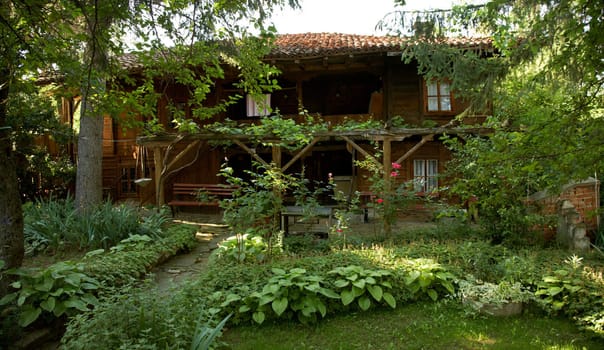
[167,183,238,216]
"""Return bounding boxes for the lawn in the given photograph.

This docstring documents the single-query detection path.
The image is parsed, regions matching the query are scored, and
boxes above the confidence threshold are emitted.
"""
[221,302,603,349]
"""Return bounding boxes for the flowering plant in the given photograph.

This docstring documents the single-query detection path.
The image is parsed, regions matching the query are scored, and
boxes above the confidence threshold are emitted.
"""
[356,155,423,230]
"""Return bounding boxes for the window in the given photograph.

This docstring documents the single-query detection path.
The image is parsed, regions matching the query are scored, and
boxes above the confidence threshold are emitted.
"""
[425,80,452,112]
[120,167,137,195]
[246,94,271,117]
[413,159,438,192]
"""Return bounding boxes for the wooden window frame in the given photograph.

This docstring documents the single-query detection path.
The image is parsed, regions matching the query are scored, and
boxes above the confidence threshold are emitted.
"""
[413,159,439,194]
[423,79,455,115]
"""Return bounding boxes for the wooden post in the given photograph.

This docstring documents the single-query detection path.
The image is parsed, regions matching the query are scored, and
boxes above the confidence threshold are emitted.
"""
[383,137,392,235]
[271,144,283,234]
[153,147,165,207]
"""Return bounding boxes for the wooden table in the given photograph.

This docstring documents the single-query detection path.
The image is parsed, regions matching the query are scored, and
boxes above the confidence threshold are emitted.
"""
[280,205,333,236]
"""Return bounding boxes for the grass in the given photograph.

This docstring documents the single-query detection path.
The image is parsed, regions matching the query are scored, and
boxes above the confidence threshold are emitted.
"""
[221,302,604,350]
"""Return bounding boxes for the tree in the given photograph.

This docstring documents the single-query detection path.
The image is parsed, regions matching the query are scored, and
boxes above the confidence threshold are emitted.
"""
[0,0,299,297]
[381,0,604,240]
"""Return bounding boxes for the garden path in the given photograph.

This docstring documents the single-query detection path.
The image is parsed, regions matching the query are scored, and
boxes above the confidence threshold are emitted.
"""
[151,213,230,291]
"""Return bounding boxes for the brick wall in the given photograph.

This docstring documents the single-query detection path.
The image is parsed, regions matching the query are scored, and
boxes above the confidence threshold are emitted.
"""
[529,178,600,237]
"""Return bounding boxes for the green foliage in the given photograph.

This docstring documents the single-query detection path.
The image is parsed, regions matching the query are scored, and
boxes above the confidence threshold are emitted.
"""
[355,152,423,230]
[230,267,339,325]
[535,255,604,331]
[0,261,99,327]
[458,278,533,315]
[23,197,171,254]
[328,265,396,310]
[191,312,232,350]
[385,0,604,244]
[220,162,287,235]
[61,284,197,350]
[283,233,331,255]
[443,134,551,243]
[82,224,198,286]
[398,259,456,302]
[212,232,269,264]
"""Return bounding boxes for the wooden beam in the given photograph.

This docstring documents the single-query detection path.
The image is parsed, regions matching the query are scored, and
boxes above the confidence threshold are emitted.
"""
[163,140,201,175]
[272,144,282,168]
[340,135,381,168]
[153,147,165,207]
[282,137,320,172]
[383,137,392,236]
[233,139,270,167]
[395,134,434,164]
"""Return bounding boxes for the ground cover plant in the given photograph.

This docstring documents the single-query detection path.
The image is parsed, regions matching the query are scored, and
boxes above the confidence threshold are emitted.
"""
[58,217,604,349]
[23,197,171,254]
[1,202,198,348]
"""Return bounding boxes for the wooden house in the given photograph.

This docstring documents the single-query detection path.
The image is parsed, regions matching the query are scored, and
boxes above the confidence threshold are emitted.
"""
[95,33,493,209]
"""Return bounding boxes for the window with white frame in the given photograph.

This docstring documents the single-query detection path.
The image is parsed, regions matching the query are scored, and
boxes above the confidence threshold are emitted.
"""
[425,80,452,112]
[246,94,271,117]
[413,159,438,192]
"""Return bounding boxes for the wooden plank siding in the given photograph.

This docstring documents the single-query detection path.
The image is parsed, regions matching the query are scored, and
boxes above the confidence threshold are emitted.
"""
[117,34,492,203]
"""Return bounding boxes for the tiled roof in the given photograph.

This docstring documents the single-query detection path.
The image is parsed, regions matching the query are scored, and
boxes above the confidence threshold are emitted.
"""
[267,33,493,59]
[38,33,493,82]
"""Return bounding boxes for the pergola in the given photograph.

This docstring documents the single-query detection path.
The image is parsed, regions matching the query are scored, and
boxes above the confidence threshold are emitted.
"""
[137,126,490,233]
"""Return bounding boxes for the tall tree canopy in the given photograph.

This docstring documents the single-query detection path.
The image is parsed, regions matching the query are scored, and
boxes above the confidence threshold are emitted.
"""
[382,0,603,239]
[0,0,299,296]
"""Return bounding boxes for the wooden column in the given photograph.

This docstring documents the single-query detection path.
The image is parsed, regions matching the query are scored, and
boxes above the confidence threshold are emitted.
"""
[153,147,165,207]
[382,137,392,235]
[271,144,283,233]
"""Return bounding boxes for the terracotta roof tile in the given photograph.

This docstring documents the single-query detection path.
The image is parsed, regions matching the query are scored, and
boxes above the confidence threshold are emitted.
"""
[268,33,493,59]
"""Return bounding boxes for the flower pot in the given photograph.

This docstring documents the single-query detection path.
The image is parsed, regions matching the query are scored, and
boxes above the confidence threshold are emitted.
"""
[479,301,523,317]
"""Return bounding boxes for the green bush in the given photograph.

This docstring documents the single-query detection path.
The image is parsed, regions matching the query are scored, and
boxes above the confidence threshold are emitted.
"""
[211,232,270,264]
[0,261,100,327]
[82,224,198,286]
[61,285,195,350]
[23,197,172,253]
[328,265,396,310]
[219,268,339,325]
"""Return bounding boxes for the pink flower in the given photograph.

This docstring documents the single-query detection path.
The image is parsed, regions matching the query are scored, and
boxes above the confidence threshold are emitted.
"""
[376,198,384,204]
[392,162,401,169]
[390,171,398,177]
[337,228,343,233]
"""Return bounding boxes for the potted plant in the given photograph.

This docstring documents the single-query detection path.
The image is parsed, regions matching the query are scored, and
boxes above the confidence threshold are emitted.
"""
[457,278,533,316]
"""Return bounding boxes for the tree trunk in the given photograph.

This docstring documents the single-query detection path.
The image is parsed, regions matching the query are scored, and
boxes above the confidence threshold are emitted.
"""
[0,68,24,298]
[75,92,104,210]
[74,6,110,211]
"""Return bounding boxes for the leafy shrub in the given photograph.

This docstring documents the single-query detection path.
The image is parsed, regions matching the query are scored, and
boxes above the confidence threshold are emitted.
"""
[211,232,270,264]
[0,261,99,327]
[397,258,456,302]
[82,224,198,286]
[221,268,339,325]
[328,265,396,310]
[61,285,196,350]
[535,256,599,314]
[283,233,331,255]
[23,197,171,253]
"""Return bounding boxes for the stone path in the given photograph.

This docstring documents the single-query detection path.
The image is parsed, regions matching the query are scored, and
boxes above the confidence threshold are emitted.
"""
[151,215,230,291]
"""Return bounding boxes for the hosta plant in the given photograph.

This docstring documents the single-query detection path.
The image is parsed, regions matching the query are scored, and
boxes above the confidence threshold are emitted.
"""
[328,265,396,310]
[221,268,339,324]
[0,261,99,327]
[212,232,269,264]
[400,258,456,301]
